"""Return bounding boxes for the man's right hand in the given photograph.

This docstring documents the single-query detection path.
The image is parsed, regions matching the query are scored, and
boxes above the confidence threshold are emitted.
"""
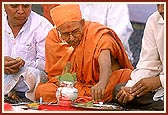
[115,86,135,104]
[4,56,25,74]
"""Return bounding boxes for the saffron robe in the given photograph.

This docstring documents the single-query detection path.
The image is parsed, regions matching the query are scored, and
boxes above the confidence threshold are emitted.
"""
[35,21,133,103]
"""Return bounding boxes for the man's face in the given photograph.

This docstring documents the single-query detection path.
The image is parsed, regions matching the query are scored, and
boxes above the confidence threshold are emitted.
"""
[157,4,164,19]
[57,20,84,48]
[4,4,31,27]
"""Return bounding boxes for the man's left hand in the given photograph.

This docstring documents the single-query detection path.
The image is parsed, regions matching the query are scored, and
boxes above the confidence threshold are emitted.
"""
[130,76,161,97]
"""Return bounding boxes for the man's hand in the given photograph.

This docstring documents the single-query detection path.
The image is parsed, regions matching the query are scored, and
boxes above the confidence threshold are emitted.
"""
[8,90,20,100]
[91,82,105,101]
[130,76,161,97]
[4,56,25,74]
[116,86,135,104]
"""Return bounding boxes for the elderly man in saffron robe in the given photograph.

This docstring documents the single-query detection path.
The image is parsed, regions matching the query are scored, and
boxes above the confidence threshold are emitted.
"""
[35,4,133,103]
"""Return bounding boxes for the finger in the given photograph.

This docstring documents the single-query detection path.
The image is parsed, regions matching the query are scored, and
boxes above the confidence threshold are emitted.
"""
[12,95,15,99]
[9,68,19,74]
[4,67,11,74]
[96,89,102,100]
[117,90,125,103]
[91,87,95,101]
[133,85,145,96]
[9,61,22,69]
[8,91,19,100]
[131,82,143,93]
[116,90,122,99]
[136,89,147,97]
[8,92,13,97]
[5,60,18,67]
[11,93,20,100]
[5,67,16,74]
[101,89,105,99]
[16,57,22,61]
[122,92,129,103]
[94,89,99,101]
[20,60,25,68]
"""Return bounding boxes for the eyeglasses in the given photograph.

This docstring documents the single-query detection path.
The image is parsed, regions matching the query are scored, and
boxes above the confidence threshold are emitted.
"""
[59,28,82,39]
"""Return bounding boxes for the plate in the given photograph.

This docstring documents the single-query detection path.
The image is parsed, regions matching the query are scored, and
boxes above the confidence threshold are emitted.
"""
[71,103,122,111]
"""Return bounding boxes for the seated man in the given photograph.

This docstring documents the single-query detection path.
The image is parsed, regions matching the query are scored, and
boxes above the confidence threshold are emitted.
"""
[113,4,164,110]
[4,4,53,101]
[35,4,133,103]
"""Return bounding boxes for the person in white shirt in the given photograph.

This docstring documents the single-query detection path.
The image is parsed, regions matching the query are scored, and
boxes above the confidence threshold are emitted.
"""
[4,4,53,101]
[112,4,164,110]
[79,4,134,63]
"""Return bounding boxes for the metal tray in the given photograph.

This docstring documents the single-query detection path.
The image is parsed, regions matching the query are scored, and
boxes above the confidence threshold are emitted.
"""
[71,103,123,111]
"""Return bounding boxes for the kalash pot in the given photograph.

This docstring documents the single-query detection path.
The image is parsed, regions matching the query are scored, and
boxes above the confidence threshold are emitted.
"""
[56,81,78,106]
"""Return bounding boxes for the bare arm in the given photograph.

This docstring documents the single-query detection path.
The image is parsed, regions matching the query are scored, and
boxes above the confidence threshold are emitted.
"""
[98,49,112,88]
[91,49,112,101]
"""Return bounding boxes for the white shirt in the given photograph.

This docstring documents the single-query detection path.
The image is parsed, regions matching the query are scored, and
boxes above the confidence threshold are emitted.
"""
[4,11,53,70]
[126,11,165,101]
[79,4,134,63]
[3,11,52,101]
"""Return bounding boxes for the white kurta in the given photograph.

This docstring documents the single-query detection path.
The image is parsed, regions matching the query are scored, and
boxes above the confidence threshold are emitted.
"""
[126,11,165,101]
[4,11,53,101]
[79,4,134,63]
[4,11,53,70]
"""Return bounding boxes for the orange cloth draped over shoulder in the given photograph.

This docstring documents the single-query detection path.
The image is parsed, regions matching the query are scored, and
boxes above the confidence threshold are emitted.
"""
[35,4,133,103]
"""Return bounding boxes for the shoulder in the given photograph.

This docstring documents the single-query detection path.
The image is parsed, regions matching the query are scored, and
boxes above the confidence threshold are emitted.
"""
[30,11,45,21]
[147,11,162,23]
[26,11,53,33]
[29,11,53,27]
[85,21,115,34]
[85,21,105,29]
[84,21,118,41]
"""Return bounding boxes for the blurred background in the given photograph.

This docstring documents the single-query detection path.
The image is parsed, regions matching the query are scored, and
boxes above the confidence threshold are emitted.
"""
[32,3,157,68]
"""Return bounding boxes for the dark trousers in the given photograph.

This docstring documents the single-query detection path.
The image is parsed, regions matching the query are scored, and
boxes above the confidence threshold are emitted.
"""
[112,83,164,110]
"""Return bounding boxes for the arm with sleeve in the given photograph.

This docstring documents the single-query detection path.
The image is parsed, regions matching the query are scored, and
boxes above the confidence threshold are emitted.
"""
[126,11,164,89]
